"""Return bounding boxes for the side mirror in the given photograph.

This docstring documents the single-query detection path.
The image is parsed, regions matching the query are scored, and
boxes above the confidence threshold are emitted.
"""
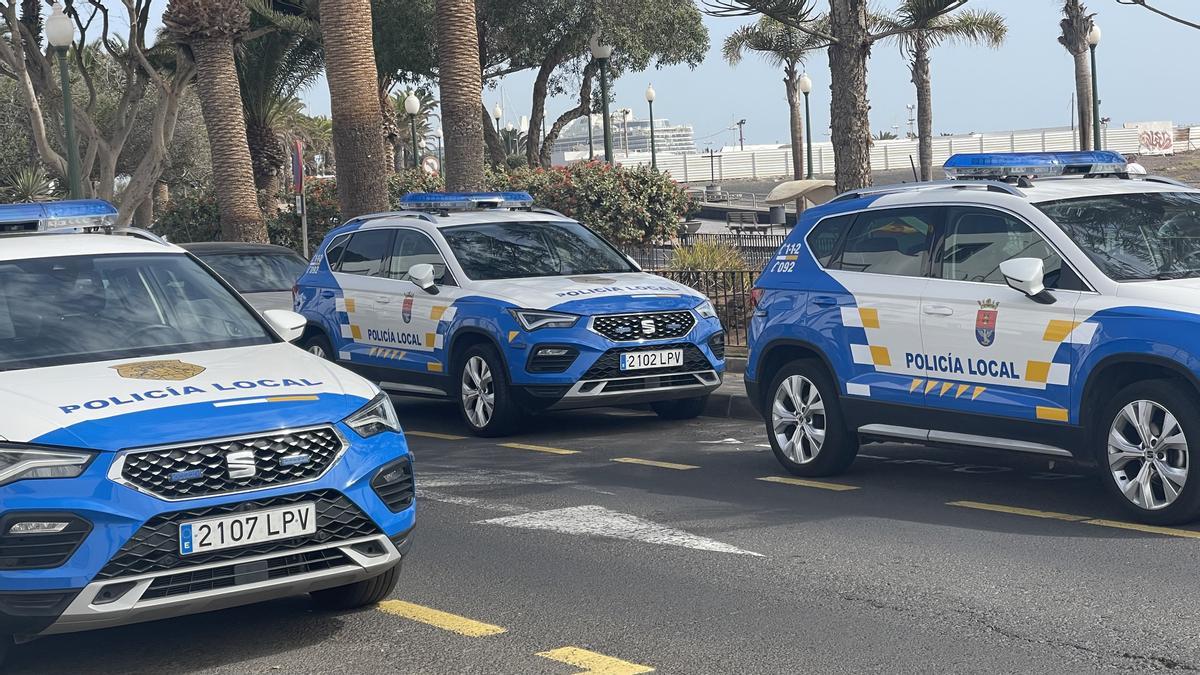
[408,263,437,292]
[263,309,307,343]
[999,258,1054,304]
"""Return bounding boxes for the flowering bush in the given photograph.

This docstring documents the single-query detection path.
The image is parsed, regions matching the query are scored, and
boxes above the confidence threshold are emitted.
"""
[153,190,221,243]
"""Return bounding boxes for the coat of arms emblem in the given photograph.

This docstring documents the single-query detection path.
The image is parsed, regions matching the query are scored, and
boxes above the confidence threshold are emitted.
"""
[976,299,999,347]
[402,293,414,323]
[111,359,206,381]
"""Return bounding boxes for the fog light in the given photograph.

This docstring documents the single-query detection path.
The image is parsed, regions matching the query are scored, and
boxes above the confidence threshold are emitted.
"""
[537,347,572,357]
[8,521,70,534]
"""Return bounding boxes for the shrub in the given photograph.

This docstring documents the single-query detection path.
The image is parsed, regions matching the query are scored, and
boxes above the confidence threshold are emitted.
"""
[667,241,748,271]
[1,165,59,203]
[153,189,220,243]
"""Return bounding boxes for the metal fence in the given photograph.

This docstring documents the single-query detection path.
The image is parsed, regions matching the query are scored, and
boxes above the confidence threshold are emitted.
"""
[624,233,785,272]
[653,270,758,348]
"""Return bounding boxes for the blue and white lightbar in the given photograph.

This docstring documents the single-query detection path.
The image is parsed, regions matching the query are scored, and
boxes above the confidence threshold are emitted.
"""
[399,191,535,211]
[944,151,1127,180]
[0,199,117,233]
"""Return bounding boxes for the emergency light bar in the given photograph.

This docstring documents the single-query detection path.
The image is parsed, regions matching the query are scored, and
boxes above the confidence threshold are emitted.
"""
[399,191,535,211]
[0,199,117,233]
[944,151,1127,180]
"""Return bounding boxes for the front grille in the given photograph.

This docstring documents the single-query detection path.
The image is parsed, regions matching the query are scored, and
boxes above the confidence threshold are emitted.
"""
[582,343,714,380]
[0,514,92,570]
[141,548,352,600]
[119,426,344,500]
[97,490,379,579]
[592,311,696,342]
[371,456,415,512]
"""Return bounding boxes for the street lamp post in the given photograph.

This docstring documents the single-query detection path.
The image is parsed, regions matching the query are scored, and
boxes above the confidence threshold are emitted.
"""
[433,127,443,167]
[798,72,814,180]
[589,31,614,164]
[505,122,515,156]
[404,93,421,169]
[587,115,595,161]
[47,3,81,199]
[645,85,657,170]
[1088,24,1102,151]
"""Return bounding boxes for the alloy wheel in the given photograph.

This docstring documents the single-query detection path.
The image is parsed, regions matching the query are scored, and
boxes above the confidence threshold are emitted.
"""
[307,344,328,359]
[1109,399,1189,511]
[461,355,495,429]
[772,375,826,464]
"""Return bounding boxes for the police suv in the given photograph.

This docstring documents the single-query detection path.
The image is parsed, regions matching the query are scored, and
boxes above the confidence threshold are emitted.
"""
[294,192,726,436]
[0,202,414,665]
[746,151,1200,524]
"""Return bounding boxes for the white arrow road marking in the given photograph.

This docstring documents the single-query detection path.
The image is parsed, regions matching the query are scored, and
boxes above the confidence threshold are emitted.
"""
[476,505,763,557]
[697,438,744,445]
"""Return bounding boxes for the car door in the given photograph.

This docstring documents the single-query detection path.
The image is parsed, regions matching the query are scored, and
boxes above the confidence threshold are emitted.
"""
[371,228,464,387]
[919,205,1082,424]
[330,227,397,368]
[820,206,939,408]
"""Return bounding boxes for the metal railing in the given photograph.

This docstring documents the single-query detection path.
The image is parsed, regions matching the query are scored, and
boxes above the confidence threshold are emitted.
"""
[653,270,757,347]
[624,233,785,272]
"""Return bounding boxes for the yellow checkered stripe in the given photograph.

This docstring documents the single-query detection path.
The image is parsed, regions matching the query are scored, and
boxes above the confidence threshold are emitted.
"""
[910,378,987,401]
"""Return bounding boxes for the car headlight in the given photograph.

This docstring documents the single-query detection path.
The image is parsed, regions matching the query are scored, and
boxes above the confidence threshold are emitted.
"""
[508,308,579,331]
[343,393,401,437]
[0,446,94,487]
[695,300,718,319]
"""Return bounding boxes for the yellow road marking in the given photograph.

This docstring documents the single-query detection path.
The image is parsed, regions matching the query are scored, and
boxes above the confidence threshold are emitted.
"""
[612,457,699,470]
[756,476,858,491]
[537,647,654,674]
[948,500,1089,522]
[501,442,580,455]
[376,600,506,637]
[1036,406,1069,422]
[1084,519,1200,539]
[405,430,468,441]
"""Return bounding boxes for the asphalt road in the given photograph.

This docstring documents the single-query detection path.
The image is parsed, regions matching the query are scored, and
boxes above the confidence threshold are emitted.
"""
[9,399,1200,674]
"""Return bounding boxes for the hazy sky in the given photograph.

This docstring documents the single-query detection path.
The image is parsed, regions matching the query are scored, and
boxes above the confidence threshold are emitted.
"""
[152,1,1199,147]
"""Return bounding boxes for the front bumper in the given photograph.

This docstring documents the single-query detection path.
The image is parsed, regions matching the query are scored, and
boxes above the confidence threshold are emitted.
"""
[0,424,414,638]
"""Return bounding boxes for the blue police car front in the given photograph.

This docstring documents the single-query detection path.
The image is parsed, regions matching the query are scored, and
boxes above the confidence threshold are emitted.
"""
[294,192,726,436]
[0,215,414,660]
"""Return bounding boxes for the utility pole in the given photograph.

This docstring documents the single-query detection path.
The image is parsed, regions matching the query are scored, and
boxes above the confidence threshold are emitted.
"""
[736,119,746,151]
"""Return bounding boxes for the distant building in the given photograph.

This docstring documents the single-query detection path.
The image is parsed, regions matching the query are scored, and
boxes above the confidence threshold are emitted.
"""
[551,114,696,162]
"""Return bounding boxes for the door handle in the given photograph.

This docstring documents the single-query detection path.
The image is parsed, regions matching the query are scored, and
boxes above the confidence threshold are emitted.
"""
[375,295,392,304]
[923,305,954,316]
[812,296,838,307]
[319,290,334,298]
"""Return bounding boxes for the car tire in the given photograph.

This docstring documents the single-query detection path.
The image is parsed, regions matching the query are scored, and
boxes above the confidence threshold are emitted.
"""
[764,358,858,477]
[1097,380,1200,525]
[310,562,401,610]
[456,343,523,437]
[302,333,335,361]
[651,396,708,420]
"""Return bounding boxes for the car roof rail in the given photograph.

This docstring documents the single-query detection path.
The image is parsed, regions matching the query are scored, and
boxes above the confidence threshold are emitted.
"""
[113,227,171,245]
[531,207,569,219]
[358,211,440,225]
[1139,175,1193,189]
[831,179,1026,203]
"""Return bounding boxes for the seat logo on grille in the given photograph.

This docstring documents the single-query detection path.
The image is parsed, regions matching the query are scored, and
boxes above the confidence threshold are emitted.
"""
[641,319,657,336]
[225,450,257,480]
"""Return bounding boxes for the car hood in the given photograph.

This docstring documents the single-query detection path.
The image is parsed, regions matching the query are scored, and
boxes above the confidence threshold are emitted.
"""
[467,272,706,313]
[0,343,377,451]
[1116,278,1200,313]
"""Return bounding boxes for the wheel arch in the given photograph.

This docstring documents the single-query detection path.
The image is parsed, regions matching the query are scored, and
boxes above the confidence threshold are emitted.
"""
[753,338,839,410]
[1079,354,1200,437]
[447,328,511,375]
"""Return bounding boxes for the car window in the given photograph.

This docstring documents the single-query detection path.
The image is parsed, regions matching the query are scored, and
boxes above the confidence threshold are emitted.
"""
[0,253,274,371]
[337,229,394,277]
[937,208,1064,288]
[836,208,936,276]
[806,214,852,266]
[387,230,450,284]
[441,221,635,280]
[200,252,308,293]
[324,234,350,269]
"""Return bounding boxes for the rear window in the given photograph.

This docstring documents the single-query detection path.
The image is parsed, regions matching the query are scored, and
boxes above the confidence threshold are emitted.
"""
[199,251,308,293]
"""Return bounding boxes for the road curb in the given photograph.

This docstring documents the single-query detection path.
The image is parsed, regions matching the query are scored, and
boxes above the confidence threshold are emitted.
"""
[703,390,760,421]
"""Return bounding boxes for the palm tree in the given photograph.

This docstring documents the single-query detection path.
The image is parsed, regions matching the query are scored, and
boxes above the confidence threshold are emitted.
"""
[164,0,268,242]
[319,0,389,218]
[1059,0,1095,150]
[723,17,823,182]
[435,0,486,191]
[882,2,1006,181]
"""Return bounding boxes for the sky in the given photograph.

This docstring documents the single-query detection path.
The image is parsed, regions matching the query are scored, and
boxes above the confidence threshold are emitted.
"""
[150,0,1200,148]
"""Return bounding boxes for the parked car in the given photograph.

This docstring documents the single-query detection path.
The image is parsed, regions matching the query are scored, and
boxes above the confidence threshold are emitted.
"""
[0,207,414,666]
[294,191,726,436]
[745,151,1200,525]
[182,242,309,313]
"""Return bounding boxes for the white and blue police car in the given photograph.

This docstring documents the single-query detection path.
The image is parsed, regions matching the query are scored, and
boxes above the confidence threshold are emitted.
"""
[0,202,414,665]
[294,192,726,436]
[746,151,1200,524]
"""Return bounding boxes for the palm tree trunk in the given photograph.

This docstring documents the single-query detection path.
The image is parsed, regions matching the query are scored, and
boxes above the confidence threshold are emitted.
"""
[829,0,872,192]
[785,64,803,181]
[1073,50,1093,150]
[912,34,933,181]
[320,0,389,218]
[481,105,507,166]
[380,87,399,174]
[190,37,267,242]
[246,118,284,202]
[436,0,486,190]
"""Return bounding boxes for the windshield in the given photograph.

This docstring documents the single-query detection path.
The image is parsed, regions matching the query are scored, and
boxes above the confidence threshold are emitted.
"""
[199,251,308,292]
[0,253,275,371]
[441,221,635,281]
[1036,191,1200,280]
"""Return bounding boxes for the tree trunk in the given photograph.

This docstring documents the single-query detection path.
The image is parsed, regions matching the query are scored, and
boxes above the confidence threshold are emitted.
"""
[912,34,933,182]
[828,0,872,192]
[321,0,390,218]
[784,65,802,181]
[538,60,598,169]
[527,46,570,167]
[1073,50,1093,150]
[436,0,486,191]
[190,37,267,242]
[154,182,170,216]
[246,117,284,201]
[134,192,154,229]
[380,87,399,175]
[482,105,507,167]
